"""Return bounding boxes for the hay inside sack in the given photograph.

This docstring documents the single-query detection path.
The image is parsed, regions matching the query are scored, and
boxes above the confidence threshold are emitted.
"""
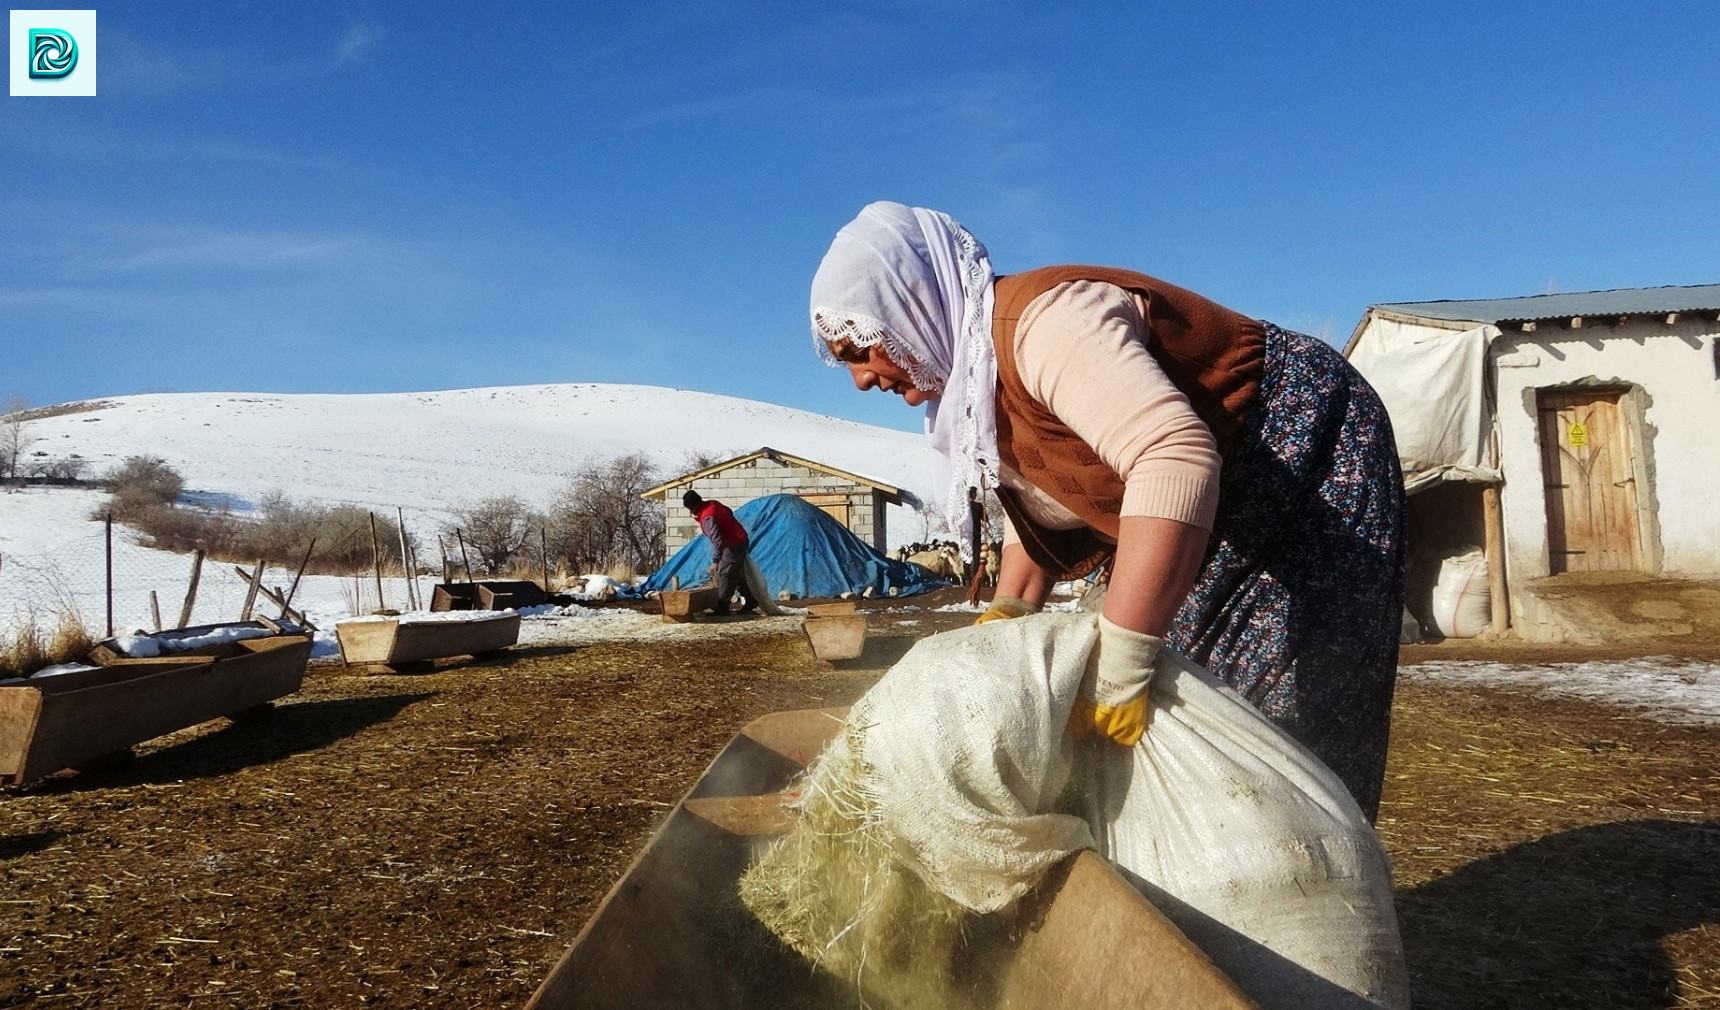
[739,719,988,1010]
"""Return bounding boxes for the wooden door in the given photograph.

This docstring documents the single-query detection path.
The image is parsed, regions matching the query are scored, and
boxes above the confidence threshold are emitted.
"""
[1537,390,1641,573]
[801,493,851,529]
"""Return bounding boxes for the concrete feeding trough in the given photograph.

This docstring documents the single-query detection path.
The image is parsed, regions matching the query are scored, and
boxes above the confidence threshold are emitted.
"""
[523,707,1257,1010]
[0,633,313,786]
[335,611,521,671]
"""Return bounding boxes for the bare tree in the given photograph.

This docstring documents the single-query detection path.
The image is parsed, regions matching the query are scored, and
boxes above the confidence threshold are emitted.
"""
[0,395,33,486]
[676,447,738,475]
[546,453,665,575]
[452,495,539,575]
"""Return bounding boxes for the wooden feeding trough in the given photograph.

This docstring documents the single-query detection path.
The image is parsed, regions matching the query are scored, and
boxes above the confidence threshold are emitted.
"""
[802,613,867,661]
[85,620,304,664]
[430,580,548,612]
[335,611,521,671]
[0,633,313,787]
[523,708,1257,1010]
[659,586,719,623]
[430,582,481,612]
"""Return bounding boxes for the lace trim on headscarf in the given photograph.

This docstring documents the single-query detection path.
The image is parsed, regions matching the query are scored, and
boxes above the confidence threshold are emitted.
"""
[811,308,947,396]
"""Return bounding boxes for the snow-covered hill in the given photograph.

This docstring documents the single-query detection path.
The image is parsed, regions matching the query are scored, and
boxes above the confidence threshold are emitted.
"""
[18,384,931,521]
[0,384,936,644]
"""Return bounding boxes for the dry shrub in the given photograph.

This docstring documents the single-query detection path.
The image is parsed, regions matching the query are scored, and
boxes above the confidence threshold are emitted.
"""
[599,551,636,585]
[739,722,975,1010]
[45,612,94,664]
[103,456,184,519]
[0,610,91,677]
[0,616,47,678]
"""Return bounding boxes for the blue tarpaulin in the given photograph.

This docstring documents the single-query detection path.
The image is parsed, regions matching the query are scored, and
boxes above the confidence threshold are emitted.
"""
[640,494,948,600]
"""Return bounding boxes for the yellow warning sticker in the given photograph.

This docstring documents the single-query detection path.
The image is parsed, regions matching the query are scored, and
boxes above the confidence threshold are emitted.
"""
[1568,422,1588,447]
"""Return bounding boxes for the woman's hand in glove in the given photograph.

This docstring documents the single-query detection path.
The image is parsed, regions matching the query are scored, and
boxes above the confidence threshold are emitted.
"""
[1068,615,1163,746]
[974,596,1038,625]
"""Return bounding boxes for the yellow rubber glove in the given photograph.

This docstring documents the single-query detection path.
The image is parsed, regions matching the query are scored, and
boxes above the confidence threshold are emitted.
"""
[974,595,1037,625]
[1068,615,1163,747]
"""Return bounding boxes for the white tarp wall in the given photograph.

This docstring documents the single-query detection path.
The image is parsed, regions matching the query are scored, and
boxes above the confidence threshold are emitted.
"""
[1346,319,1501,493]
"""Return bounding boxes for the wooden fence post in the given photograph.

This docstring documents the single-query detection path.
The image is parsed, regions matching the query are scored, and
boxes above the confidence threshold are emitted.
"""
[455,528,474,583]
[405,536,424,614]
[177,548,205,629]
[396,507,417,611]
[240,557,266,621]
[283,537,316,621]
[368,512,386,613]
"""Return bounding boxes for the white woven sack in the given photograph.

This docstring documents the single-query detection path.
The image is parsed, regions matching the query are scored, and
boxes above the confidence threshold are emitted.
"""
[1428,547,1490,639]
[851,612,1410,1010]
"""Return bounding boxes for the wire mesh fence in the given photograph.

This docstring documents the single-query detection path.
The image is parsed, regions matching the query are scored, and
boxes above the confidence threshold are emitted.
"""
[0,514,432,642]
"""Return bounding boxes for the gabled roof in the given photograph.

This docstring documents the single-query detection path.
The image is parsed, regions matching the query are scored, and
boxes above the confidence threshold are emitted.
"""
[640,447,905,503]
[1370,283,1720,326]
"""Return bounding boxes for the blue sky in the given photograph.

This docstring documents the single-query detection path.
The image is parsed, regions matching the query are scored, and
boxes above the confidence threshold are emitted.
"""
[4,2,1717,432]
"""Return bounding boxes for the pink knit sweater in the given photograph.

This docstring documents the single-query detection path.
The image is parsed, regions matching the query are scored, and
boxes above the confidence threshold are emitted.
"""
[999,280,1222,546]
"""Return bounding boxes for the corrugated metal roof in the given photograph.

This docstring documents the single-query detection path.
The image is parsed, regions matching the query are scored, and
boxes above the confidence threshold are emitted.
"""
[1374,283,1720,324]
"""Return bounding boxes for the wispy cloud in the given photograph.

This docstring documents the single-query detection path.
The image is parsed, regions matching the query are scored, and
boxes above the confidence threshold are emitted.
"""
[334,24,384,67]
[93,229,366,274]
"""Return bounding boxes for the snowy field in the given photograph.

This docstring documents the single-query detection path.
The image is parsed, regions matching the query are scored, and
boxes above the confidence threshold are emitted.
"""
[0,383,932,648]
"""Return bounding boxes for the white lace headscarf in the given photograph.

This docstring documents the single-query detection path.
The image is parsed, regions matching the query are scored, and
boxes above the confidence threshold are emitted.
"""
[810,202,997,540]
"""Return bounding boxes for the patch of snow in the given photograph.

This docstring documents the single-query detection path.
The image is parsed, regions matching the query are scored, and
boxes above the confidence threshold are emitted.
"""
[517,611,806,648]
[113,624,276,657]
[29,662,101,678]
[1402,657,1720,726]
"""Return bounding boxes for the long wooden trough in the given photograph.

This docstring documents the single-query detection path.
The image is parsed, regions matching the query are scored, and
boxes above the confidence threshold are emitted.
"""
[524,708,1258,1010]
[0,633,313,787]
[335,611,521,669]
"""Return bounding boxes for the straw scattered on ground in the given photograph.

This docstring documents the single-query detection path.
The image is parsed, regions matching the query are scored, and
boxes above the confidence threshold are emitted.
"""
[0,588,1715,1009]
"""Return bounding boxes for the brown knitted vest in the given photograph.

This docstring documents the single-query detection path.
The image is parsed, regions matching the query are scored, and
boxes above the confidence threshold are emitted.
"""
[991,265,1267,579]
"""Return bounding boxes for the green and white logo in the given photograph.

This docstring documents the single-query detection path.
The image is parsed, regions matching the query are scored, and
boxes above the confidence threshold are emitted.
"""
[28,28,77,78]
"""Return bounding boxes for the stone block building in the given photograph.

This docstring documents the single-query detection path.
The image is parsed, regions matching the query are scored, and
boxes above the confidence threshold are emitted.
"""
[641,447,907,555]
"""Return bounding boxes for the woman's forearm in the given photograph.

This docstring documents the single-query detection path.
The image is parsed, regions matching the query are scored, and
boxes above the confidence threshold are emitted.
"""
[1102,515,1208,637]
[995,543,1057,608]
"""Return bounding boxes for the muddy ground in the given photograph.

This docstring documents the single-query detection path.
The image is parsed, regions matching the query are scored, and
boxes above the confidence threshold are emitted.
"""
[2,584,1717,1009]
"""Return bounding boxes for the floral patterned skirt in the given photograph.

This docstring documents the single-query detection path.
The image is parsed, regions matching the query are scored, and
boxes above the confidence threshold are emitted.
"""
[1166,324,1406,822]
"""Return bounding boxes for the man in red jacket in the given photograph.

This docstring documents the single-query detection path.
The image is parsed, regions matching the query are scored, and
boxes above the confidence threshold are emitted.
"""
[682,490,758,616]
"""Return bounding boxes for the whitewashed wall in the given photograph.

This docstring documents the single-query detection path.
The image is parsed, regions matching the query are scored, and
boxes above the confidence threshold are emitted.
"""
[1493,318,1720,580]
[1351,313,1720,589]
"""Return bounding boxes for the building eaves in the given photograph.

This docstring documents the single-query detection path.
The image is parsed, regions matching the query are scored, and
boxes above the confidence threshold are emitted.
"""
[1373,283,1720,325]
[640,446,905,503]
